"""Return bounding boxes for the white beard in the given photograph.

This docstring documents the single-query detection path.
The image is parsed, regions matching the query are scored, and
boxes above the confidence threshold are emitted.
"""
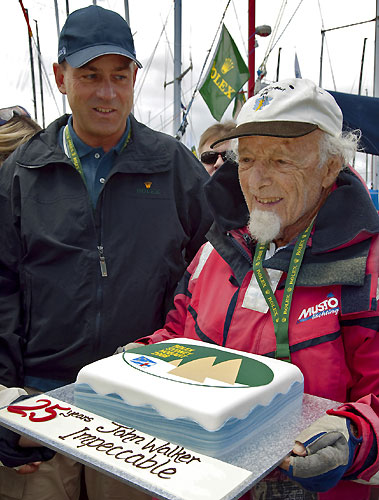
[248,209,281,243]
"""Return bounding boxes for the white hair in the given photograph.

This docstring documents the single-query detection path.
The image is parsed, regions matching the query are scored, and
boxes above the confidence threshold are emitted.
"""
[231,129,361,168]
[319,129,361,167]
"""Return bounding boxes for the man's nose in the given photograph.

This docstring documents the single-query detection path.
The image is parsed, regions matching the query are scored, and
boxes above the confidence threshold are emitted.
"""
[214,153,225,169]
[248,162,271,188]
[96,79,117,99]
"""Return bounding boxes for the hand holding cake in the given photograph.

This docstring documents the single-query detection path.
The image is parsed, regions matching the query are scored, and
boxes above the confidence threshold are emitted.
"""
[279,414,362,491]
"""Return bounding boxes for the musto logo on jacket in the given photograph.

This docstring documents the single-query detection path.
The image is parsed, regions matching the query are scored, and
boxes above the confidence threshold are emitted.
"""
[297,294,340,323]
[124,343,274,388]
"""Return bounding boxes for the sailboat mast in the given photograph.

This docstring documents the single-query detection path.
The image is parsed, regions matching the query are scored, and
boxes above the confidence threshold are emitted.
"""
[53,0,66,114]
[373,0,379,189]
[123,0,130,25]
[248,0,256,97]
[34,19,46,128]
[173,0,182,136]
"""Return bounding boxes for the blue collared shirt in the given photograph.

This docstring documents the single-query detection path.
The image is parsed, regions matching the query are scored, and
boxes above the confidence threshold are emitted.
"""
[60,116,131,207]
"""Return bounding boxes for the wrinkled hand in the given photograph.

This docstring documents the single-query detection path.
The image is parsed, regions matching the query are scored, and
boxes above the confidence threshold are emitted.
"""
[114,342,144,354]
[279,414,361,492]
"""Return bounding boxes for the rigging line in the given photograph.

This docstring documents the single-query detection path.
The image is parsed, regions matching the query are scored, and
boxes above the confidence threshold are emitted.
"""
[317,0,336,90]
[32,43,61,114]
[18,0,61,114]
[161,10,191,108]
[231,0,247,56]
[255,0,287,78]
[265,0,304,61]
[149,85,195,129]
[134,4,173,104]
[175,0,233,139]
[324,35,337,91]
[323,18,376,33]
[163,16,169,132]
[264,0,287,58]
[162,15,174,63]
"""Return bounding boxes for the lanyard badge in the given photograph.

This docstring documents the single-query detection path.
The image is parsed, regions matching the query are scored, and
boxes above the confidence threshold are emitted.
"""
[253,222,313,362]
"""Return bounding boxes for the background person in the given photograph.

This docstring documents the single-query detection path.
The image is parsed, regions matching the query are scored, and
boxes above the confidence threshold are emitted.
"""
[135,78,379,500]
[198,120,236,175]
[0,108,41,165]
[0,5,212,499]
[0,105,31,125]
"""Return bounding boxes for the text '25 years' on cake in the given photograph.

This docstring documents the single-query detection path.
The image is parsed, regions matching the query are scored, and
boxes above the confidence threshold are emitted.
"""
[74,339,304,458]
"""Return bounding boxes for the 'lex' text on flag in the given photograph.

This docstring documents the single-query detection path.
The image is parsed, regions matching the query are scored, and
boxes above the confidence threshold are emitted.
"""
[200,24,249,122]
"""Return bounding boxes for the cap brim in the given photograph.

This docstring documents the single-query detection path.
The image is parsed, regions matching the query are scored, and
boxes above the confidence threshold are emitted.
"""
[211,121,318,147]
[65,45,142,68]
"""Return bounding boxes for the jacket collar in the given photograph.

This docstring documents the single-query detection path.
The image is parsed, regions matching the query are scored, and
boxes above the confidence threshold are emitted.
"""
[205,161,379,254]
[16,114,174,175]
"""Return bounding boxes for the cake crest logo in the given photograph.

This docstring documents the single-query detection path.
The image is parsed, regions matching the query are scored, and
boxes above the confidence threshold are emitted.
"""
[124,343,274,388]
[130,356,157,368]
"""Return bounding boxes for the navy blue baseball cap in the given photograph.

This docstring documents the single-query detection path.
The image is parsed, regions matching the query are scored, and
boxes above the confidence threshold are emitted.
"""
[58,5,142,68]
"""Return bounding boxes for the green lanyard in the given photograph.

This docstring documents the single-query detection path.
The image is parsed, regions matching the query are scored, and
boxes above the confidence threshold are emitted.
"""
[63,124,131,278]
[63,124,132,184]
[252,222,313,362]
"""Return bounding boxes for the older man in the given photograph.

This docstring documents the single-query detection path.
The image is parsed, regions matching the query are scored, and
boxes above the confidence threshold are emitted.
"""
[137,79,379,499]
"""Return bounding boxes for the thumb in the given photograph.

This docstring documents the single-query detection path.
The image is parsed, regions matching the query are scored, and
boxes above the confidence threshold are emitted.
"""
[293,441,307,456]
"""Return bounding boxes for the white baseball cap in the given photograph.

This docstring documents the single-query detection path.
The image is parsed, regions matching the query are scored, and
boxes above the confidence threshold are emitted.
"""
[212,78,343,145]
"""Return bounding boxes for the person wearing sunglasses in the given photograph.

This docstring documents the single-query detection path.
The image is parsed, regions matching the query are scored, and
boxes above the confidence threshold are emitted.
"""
[198,121,236,175]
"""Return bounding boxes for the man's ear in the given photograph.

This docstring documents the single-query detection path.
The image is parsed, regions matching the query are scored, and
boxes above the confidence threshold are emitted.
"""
[132,65,138,87]
[53,63,67,95]
[321,156,343,189]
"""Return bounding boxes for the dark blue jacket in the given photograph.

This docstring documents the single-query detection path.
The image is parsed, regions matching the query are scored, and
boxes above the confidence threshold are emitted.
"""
[0,114,212,389]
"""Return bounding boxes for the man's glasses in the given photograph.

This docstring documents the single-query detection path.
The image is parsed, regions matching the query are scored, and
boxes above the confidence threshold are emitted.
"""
[0,106,31,126]
[200,150,236,165]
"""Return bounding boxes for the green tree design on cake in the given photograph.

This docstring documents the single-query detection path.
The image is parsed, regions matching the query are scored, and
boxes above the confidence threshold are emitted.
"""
[123,343,274,388]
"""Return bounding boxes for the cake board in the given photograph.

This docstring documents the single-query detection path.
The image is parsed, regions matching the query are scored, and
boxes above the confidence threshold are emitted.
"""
[0,384,339,500]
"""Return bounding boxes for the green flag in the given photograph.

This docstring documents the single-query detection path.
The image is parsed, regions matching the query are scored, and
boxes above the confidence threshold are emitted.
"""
[200,24,249,121]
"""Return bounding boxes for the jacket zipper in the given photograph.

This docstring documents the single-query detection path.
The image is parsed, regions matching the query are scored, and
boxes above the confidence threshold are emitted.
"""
[97,245,108,277]
[64,136,109,279]
[226,231,253,266]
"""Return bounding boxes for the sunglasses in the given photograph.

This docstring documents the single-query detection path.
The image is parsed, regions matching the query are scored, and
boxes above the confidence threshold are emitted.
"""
[0,106,31,126]
[200,150,236,165]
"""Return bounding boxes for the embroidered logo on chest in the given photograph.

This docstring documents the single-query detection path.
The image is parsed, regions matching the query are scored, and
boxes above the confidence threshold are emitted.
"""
[297,293,339,323]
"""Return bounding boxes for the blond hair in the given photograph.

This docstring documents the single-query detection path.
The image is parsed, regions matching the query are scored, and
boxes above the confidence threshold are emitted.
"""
[0,116,41,165]
[198,121,236,152]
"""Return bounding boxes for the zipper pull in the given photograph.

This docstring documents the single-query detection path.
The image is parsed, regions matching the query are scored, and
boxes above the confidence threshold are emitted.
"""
[97,245,108,277]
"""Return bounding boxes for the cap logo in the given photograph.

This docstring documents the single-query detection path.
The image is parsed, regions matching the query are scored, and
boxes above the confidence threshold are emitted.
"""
[221,58,234,75]
[58,47,67,58]
[253,95,272,111]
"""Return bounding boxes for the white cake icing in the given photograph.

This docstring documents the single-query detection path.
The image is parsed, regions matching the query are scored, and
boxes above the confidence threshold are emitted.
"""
[75,338,304,458]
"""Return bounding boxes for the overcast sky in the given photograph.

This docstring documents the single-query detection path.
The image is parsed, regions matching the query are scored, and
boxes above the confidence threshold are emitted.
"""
[0,0,376,163]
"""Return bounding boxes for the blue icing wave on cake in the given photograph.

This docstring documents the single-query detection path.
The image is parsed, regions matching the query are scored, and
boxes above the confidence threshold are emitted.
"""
[74,381,303,458]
